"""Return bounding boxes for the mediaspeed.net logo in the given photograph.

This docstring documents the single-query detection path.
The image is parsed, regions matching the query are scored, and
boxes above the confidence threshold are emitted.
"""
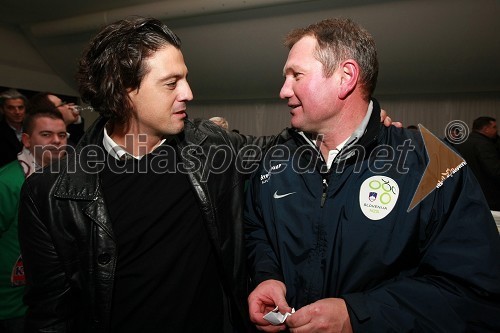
[32,122,468,205]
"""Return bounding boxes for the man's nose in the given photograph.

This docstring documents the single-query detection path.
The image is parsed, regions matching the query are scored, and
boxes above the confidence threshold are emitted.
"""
[50,133,67,145]
[279,79,293,99]
[51,135,62,145]
[179,81,193,102]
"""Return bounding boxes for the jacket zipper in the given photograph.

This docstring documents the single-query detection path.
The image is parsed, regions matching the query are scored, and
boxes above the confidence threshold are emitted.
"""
[321,176,328,208]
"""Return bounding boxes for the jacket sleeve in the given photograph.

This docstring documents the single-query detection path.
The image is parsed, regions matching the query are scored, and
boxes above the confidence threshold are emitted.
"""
[342,166,500,332]
[228,128,293,181]
[244,170,284,286]
[18,180,76,333]
[196,118,291,178]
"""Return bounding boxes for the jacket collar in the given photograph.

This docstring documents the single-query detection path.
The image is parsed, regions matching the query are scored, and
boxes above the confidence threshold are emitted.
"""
[290,98,382,163]
[175,118,208,148]
[334,98,382,165]
[354,98,383,150]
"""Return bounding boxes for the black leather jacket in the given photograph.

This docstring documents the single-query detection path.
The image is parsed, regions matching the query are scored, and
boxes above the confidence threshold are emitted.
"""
[19,116,286,332]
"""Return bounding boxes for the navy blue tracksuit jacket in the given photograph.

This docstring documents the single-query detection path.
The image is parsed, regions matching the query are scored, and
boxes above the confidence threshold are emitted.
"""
[245,100,500,332]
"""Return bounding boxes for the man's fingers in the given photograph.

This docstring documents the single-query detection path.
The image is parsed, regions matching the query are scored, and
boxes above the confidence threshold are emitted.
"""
[383,116,392,127]
[285,307,311,328]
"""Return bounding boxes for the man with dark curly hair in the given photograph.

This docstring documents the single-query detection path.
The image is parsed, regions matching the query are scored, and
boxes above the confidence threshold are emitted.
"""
[18,17,278,333]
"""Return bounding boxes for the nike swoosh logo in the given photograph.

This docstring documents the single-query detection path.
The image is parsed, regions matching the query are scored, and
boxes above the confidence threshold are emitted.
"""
[273,191,296,199]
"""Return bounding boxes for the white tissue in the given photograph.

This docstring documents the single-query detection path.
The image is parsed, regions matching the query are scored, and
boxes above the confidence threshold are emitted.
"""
[263,306,295,325]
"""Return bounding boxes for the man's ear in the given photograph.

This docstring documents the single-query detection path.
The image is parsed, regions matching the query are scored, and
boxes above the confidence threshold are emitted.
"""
[338,60,359,99]
[21,133,30,149]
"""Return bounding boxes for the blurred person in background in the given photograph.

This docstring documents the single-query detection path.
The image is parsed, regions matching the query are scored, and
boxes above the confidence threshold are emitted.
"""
[29,92,85,146]
[458,116,500,210]
[0,89,27,167]
[0,108,67,333]
[209,116,229,130]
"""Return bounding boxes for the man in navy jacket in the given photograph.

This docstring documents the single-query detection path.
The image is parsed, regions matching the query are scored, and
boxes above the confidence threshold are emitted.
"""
[245,18,500,332]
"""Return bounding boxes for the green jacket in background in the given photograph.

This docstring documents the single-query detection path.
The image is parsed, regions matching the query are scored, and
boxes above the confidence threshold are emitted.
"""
[0,160,27,320]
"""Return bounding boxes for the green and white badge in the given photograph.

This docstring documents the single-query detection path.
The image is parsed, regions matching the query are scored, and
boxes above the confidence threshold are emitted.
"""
[359,176,399,220]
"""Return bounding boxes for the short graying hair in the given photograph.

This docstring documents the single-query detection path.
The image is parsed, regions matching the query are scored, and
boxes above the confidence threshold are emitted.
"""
[0,88,28,106]
[284,18,378,99]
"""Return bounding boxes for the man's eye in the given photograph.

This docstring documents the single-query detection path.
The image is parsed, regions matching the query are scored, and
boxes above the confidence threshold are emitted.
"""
[40,133,51,137]
[166,81,177,88]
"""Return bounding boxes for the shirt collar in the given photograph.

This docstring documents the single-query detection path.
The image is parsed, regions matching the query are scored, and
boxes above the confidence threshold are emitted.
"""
[102,126,166,161]
[7,122,23,142]
[17,147,40,178]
